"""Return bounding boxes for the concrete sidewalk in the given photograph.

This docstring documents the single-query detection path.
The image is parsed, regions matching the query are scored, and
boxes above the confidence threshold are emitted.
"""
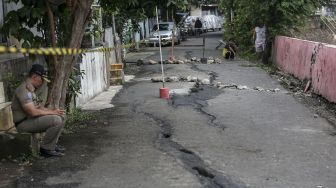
[80,75,135,111]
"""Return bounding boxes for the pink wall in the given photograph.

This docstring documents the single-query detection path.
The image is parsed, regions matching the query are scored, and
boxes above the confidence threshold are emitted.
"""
[274,36,336,102]
[273,36,317,80]
[311,45,336,102]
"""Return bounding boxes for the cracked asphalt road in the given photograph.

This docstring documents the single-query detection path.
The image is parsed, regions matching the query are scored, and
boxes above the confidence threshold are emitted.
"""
[12,32,336,188]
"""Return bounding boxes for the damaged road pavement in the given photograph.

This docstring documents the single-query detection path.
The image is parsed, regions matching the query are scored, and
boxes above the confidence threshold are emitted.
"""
[4,32,336,188]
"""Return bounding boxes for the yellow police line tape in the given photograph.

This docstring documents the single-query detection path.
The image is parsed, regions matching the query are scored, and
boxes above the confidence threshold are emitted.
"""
[0,43,134,56]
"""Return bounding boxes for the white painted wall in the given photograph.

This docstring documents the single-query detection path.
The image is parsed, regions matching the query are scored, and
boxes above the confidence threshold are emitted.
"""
[104,27,117,64]
[138,21,145,39]
[76,49,108,106]
[76,27,119,107]
[145,18,150,38]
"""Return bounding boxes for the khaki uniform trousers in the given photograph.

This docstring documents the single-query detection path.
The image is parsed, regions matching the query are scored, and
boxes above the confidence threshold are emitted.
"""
[16,115,64,150]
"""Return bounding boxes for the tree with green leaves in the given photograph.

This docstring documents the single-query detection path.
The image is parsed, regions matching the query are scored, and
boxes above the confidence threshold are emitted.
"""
[101,0,189,40]
[220,0,331,63]
[1,0,191,109]
[2,0,94,109]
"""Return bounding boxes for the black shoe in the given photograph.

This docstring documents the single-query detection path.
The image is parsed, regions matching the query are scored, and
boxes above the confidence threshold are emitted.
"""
[55,145,66,153]
[40,148,65,157]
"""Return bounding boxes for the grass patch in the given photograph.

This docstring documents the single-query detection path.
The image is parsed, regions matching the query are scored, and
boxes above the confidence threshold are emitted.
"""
[64,108,95,134]
[16,153,35,165]
[2,153,35,165]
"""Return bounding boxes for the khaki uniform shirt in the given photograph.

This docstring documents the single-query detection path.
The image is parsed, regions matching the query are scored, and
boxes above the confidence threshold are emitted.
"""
[11,80,41,123]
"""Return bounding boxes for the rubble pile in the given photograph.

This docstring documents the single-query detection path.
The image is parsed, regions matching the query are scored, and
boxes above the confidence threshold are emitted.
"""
[215,82,281,93]
[151,75,282,93]
[148,59,158,65]
[206,56,222,64]
[151,75,206,83]
[144,56,222,65]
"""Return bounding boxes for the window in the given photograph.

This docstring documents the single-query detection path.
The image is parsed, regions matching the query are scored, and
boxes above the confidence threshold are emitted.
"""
[152,24,172,31]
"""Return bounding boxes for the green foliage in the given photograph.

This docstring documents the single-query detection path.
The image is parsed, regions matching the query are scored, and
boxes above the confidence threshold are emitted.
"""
[90,7,104,41]
[65,66,85,110]
[3,73,23,99]
[220,0,331,63]
[64,108,95,134]
[1,1,77,48]
[101,0,189,42]
[16,153,34,164]
[189,0,219,7]
[1,0,47,48]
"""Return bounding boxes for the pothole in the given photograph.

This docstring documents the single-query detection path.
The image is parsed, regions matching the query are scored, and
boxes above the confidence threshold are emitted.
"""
[170,85,226,130]
[162,133,171,138]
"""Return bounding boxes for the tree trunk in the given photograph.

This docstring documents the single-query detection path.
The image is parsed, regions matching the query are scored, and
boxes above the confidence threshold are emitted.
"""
[262,39,272,64]
[47,0,93,109]
[262,1,279,64]
[45,0,61,108]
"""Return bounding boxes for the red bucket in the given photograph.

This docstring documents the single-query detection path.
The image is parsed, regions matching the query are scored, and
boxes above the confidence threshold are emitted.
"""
[160,87,169,99]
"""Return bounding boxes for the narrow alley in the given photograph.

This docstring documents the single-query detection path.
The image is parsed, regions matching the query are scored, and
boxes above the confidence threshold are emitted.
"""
[9,32,336,188]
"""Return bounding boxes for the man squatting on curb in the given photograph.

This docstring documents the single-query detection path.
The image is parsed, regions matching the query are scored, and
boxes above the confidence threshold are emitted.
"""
[11,64,66,157]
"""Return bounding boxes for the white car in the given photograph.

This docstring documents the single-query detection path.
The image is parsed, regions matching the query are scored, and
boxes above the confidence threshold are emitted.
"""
[148,22,181,46]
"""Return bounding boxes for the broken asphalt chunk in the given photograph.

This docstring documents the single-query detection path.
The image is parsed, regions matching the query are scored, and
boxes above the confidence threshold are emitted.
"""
[237,85,249,90]
[148,59,158,65]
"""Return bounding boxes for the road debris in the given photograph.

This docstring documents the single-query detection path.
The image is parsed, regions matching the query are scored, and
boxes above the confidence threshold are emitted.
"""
[215,82,222,87]
[176,60,185,64]
[201,79,210,85]
[215,83,283,93]
[151,76,164,82]
[166,76,179,82]
[207,59,215,64]
[253,86,265,91]
[237,85,249,90]
[218,83,238,89]
[187,76,198,82]
[214,58,222,64]
[148,59,158,65]
[191,57,197,61]
[146,57,222,65]
[165,60,174,64]
[151,75,283,94]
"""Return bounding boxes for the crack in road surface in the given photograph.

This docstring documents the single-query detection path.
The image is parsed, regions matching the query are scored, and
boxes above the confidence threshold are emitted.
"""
[170,85,226,130]
[142,113,246,188]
